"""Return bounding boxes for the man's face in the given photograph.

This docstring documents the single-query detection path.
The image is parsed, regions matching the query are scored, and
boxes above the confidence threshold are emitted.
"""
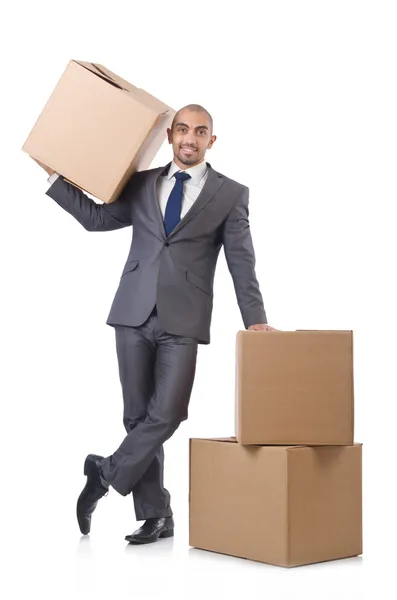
[167,109,216,168]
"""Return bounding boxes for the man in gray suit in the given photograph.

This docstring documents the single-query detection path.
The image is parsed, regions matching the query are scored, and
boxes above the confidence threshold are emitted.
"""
[35,104,275,544]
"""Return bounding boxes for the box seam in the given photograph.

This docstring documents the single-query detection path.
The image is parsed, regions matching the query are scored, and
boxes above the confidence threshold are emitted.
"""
[286,450,290,566]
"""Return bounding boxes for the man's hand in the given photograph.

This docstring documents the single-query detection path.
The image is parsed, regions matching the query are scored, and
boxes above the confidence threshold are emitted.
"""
[248,323,278,331]
[32,157,56,177]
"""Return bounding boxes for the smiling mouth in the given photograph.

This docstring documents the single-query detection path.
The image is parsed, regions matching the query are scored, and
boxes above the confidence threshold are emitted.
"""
[181,147,197,154]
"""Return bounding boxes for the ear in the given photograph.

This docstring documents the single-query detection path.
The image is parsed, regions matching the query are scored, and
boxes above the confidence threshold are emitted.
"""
[166,128,173,144]
[208,135,217,149]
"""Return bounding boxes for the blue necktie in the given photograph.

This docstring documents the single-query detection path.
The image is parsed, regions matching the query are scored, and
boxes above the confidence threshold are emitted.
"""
[163,171,191,236]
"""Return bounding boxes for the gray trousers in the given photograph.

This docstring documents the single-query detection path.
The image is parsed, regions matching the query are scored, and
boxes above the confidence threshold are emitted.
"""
[100,308,198,520]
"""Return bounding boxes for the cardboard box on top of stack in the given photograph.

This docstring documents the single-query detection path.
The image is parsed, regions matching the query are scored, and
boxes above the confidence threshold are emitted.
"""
[235,329,354,446]
[22,60,175,204]
[189,330,362,567]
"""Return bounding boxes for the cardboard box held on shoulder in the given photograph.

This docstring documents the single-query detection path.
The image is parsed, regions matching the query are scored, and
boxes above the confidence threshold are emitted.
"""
[189,438,362,568]
[235,330,354,445]
[22,60,175,203]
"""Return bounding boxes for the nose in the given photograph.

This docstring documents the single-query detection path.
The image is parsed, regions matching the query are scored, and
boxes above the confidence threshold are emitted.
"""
[184,131,197,145]
[183,138,197,149]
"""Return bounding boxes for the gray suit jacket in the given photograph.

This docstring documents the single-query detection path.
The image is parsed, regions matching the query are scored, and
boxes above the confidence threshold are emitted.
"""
[46,162,267,344]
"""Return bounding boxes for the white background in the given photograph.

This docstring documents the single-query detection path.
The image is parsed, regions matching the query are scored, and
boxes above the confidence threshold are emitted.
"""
[1,1,396,598]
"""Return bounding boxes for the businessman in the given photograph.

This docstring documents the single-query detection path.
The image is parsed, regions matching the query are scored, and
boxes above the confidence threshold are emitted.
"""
[35,104,275,544]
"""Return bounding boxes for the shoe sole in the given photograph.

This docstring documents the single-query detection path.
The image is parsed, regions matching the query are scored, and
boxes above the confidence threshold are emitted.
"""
[77,455,104,536]
[125,529,174,544]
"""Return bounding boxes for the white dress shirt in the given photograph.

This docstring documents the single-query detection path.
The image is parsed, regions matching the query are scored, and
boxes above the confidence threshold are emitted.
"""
[157,160,208,219]
[48,173,59,185]
[47,159,208,219]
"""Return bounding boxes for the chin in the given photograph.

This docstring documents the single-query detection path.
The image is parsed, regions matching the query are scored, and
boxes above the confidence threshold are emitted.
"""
[178,155,199,166]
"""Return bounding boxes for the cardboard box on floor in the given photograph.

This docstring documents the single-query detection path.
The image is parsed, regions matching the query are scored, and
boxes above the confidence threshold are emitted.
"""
[189,438,362,568]
[22,60,175,203]
[236,330,354,445]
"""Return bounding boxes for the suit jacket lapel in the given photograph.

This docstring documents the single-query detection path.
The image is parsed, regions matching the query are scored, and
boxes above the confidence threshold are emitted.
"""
[168,164,224,238]
[146,165,169,241]
[146,162,224,241]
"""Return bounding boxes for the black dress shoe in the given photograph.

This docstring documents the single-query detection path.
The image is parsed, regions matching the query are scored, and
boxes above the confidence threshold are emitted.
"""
[125,517,174,544]
[77,454,109,535]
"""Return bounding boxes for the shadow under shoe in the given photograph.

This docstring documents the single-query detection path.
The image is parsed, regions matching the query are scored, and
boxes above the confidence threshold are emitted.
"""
[125,517,174,544]
[77,454,109,535]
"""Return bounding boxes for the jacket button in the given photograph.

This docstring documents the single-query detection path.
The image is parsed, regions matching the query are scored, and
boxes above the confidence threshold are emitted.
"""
[165,242,170,246]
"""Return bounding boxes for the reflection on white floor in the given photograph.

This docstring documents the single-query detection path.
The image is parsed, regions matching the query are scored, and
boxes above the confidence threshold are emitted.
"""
[73,525,366,600]
[3,432,392,600]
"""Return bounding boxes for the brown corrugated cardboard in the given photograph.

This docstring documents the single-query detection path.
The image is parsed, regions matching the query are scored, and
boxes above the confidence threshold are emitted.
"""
[236,330,354,445]
[22,60,175,203]
[189,438,362,567]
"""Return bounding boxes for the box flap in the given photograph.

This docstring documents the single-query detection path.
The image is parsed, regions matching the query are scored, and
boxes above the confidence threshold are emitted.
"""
[237,329,353,334]
[74,60,173,116]
[285,443,362,454]
[190,437,238,443]
[295,329,353,333]
[93,63,174,115]
[74,60,128,91]
[189,438,311,450]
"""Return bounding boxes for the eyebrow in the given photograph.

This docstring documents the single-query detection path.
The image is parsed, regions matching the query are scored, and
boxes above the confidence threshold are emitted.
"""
[175,122,209,131]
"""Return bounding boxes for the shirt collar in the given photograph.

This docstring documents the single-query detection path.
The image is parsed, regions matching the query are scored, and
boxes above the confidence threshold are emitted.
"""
[166,160,208,185]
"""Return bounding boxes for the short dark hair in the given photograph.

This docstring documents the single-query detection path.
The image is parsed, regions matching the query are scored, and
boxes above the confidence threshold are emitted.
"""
[171,104,213,133]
